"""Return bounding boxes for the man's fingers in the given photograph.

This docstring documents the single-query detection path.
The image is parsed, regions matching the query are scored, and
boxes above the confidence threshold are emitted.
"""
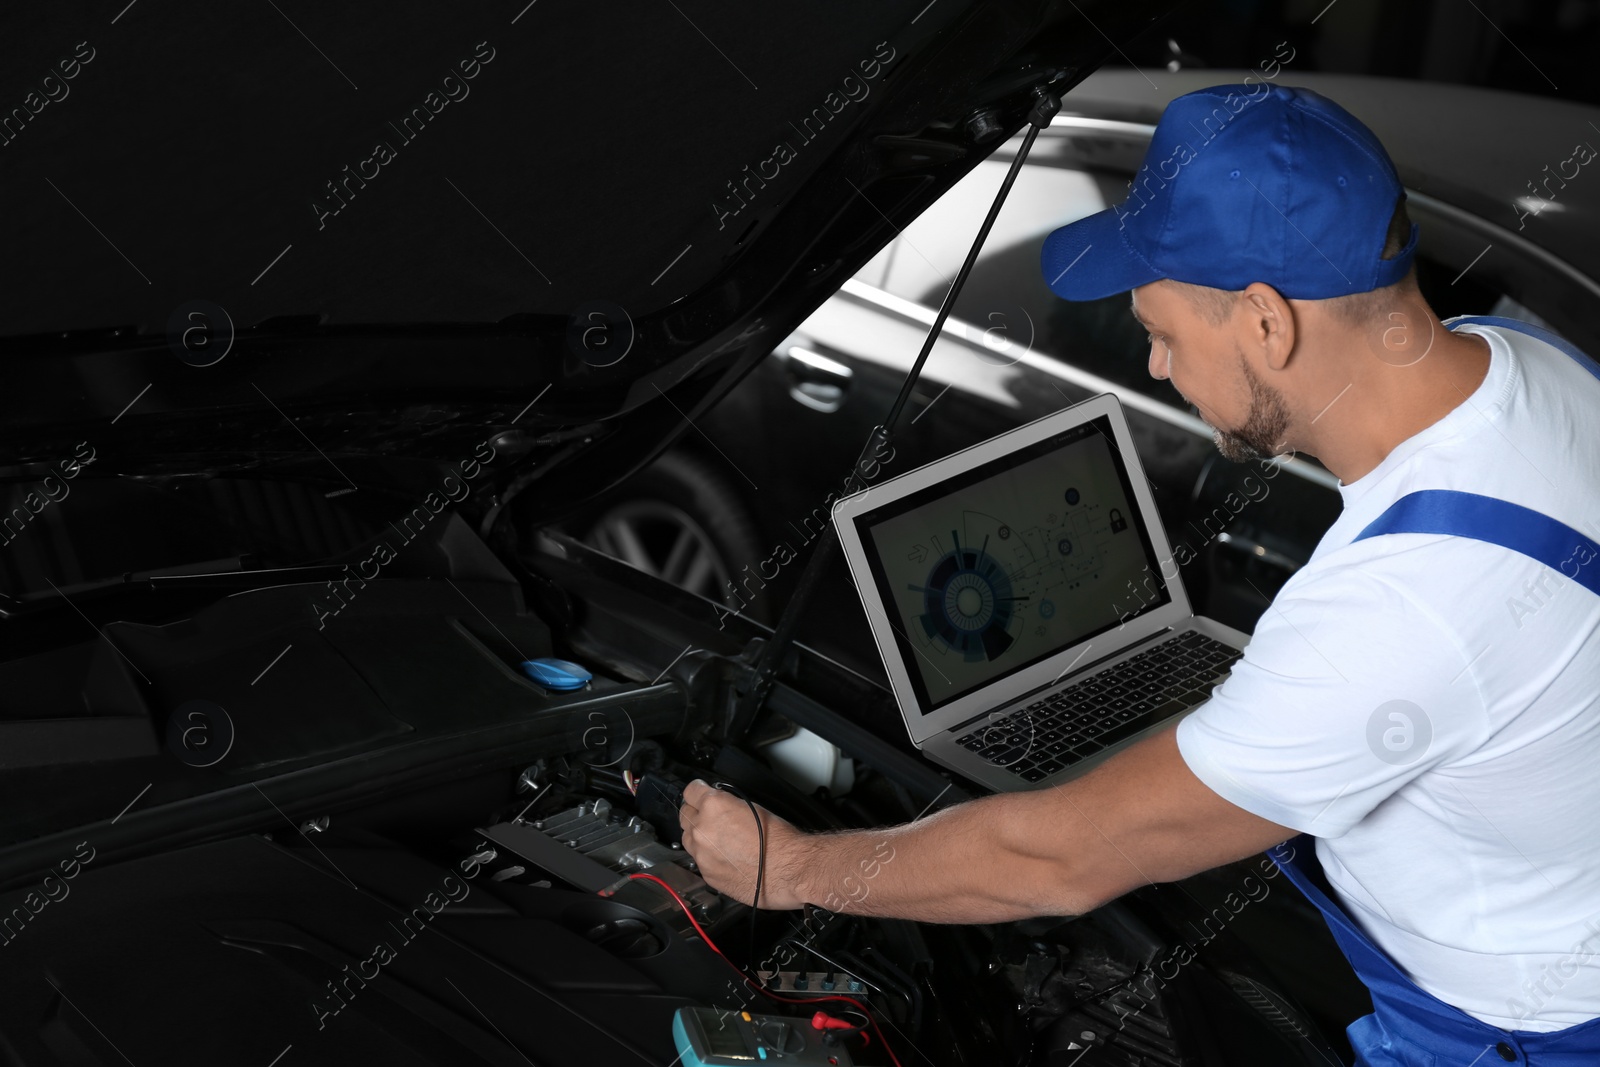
[682,778,711,807]
[680,780,719,835]
[679,781,709,828]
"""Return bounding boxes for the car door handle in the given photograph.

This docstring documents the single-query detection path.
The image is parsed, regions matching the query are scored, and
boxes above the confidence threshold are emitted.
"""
[780,345,852,413]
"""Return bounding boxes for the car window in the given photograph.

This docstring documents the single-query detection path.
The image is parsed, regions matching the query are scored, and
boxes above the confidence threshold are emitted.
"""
[850,138,1189,407]
[1400,197,1600,356]
[1487,294,1552,327]
[879,158,1105,302]
[849,122,1598,416]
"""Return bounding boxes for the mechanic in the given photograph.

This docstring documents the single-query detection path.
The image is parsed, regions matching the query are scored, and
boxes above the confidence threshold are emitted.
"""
[680,83,1600,1065]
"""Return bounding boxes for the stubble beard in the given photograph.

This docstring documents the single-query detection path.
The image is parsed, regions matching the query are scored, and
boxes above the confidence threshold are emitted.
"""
[1211,354,1291,462]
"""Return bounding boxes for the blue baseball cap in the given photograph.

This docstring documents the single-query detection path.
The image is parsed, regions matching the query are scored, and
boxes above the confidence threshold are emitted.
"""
[1040,83,1418,302]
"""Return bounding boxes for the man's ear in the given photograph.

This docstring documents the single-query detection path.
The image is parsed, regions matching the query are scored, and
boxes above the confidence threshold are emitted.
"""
[1240,282,1295,371]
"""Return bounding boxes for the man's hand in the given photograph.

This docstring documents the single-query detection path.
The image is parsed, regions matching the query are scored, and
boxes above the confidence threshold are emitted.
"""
[678,780,809,910]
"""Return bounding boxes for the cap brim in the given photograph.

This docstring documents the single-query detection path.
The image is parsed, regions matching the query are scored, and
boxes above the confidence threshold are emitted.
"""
[1039,207,1165,300]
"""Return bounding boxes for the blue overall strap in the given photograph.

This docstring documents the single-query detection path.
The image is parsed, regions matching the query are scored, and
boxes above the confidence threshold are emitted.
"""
[1268,316,1600,1063]
[1270,838,1600,1065]
[1446,314,1600,383]
[1352,315,1600,592]
[1353,491,1600,596]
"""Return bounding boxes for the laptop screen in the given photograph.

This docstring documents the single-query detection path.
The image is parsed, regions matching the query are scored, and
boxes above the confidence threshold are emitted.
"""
[852,413,1172,715]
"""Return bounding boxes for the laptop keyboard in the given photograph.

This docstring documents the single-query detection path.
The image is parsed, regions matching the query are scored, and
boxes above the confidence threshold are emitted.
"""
[954,631,1243,783]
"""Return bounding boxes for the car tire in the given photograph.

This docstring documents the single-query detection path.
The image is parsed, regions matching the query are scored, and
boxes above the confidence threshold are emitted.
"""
[572,450,771,624]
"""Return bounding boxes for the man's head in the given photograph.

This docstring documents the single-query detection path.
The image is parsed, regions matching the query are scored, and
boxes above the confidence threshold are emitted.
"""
[1039,83,1441,467]
[1133,196,1422,461]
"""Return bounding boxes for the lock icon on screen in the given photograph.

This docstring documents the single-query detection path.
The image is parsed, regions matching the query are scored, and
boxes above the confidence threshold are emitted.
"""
[1109,509,1128,533]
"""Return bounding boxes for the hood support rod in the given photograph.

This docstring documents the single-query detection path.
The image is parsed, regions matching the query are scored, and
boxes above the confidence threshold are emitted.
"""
[727,87,1062,744]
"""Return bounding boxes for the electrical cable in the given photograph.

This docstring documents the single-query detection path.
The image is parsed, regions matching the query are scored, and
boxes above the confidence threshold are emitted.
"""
[624,872,904,1067]
[711,780,766,976]
[812,1007,871,1039]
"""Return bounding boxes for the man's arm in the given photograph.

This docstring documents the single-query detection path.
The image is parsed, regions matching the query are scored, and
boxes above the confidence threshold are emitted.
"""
[678,721,1294,923]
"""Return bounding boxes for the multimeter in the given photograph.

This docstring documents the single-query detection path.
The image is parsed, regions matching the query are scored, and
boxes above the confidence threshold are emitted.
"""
[672,1007,853,1066]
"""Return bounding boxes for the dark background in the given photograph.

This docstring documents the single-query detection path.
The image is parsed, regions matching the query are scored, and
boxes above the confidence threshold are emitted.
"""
[1119,0,1597,102]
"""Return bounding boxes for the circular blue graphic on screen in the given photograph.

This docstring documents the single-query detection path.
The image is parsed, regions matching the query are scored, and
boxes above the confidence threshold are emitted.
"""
[1065,487,1080,505]
[913,533,1018,663]
[1039,599,1056,619]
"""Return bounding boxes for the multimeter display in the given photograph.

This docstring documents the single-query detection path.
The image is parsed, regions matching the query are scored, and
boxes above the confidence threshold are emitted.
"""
[703,1023,753,1058]
[672,1006,852,1067]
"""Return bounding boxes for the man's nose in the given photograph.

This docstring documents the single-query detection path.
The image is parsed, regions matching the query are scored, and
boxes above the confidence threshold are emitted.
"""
[1148,341,1169,380]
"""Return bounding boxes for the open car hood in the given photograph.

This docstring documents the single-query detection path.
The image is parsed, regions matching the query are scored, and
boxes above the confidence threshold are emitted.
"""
[0,0,1177,517]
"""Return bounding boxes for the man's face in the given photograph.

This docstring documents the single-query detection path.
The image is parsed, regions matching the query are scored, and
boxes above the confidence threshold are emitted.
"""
[1130,280,1290,462]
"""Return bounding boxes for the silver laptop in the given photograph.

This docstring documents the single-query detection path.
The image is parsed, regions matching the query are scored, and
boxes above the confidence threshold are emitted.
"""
[832,393,1251,791]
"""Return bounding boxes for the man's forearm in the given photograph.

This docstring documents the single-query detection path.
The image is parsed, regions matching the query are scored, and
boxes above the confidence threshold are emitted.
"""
[680,727,1290,923]
[787,792,1099,923]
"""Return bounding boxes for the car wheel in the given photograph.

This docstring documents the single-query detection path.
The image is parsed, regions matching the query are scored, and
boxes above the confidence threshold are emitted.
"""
[574,451,770,623]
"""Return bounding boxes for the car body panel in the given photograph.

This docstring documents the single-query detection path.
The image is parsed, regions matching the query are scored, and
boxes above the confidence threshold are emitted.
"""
[0,0,1183,522]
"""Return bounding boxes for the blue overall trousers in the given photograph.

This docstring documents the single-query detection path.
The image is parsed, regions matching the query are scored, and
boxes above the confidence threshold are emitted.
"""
[1267,316,1600,1065]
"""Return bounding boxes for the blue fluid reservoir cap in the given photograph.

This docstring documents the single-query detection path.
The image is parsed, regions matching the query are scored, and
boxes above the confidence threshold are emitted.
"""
[520,657,592,690]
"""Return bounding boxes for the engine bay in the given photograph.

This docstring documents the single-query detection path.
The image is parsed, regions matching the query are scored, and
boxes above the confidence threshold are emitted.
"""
[0,487,1363,1066]
[0,736,1314,1067]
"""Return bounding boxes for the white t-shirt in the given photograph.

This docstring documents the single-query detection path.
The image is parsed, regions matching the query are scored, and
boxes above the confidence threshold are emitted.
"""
[1176,318,1600,1032]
